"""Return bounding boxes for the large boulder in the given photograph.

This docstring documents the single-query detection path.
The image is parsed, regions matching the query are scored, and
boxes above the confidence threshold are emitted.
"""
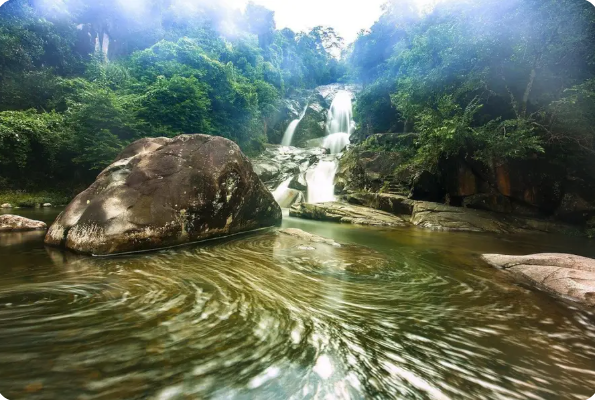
[0,215,47,231]
[481,253,595,306]
[45,135,282,255]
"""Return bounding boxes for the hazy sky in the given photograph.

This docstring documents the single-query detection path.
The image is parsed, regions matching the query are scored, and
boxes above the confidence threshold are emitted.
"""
[226,0,389,43]
[1,0,594,43]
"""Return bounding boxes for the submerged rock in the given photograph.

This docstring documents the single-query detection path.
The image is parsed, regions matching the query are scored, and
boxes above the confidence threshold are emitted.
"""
[279,228,341,247]
[481,253,595,306]
[289,202,408,226]
[0,215,47,231]
[275,228,388,273]
[45,135,282,255]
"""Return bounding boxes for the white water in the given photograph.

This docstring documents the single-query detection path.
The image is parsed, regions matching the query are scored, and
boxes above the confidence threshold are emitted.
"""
[273,177,299,208]
[323,132,350,155]
[306,90,355,203]
[327,91,354,136]
[306,160,338,203]
[281,103,309,146]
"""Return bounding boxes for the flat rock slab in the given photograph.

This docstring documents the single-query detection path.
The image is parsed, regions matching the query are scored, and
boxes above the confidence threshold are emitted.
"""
[289,202,409,226]
[481,253,595,306]
[412,202,512,233]
[0,215,47,231]
[411,201,580,235]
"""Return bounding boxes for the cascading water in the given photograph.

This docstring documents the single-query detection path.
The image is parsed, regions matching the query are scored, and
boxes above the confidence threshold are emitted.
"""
[327,91,354,136]
[306,160,338,203]
[323,133,350,155]
[281,103,309,146]
[272,177,302,208]
[306,90,354,203]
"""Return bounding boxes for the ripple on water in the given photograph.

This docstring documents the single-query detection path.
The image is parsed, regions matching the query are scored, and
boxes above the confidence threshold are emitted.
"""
[0,229,594,399]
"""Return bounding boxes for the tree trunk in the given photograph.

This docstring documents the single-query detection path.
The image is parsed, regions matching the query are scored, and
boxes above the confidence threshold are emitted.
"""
[521,67,536,117]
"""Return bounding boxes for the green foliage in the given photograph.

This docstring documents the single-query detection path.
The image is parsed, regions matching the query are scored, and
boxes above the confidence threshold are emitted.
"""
[0,191,72,208]
[0,110,72,187]
[0,0,344,190]
[350,0,595,172]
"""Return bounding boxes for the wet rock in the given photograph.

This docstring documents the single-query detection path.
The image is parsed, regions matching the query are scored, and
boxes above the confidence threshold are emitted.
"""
[1,203,12,209]
[0,215,47,231]
[411,202,507,232]
[411,201,580,235]
[275,188,302,208]
[346,193,415,217]
[252,145,325,190]
[275,227,388,273]
[289,202,409,226]
[289,174,307,191]
[45,135,282,255]
[481,253,595,306]
[279,228,341,247]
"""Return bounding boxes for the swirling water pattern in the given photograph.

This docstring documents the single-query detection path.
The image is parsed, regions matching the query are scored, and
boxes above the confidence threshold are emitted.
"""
[0,209,594,399]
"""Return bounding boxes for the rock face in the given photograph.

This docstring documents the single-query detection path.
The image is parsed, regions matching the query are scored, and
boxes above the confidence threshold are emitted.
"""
[481,253,595,306]
[252,145,327,208]
[336,134,416,196]
[0,215,47,231]
[339,137,595,227]
[289,202,409,226]
[45,135,282,255]
[252,145,325,189]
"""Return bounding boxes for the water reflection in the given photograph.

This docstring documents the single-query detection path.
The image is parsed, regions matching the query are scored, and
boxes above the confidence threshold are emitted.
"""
[0,213,594,399]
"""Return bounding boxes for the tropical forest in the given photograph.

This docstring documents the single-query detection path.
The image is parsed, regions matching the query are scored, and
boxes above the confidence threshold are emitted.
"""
[1,0,595,398]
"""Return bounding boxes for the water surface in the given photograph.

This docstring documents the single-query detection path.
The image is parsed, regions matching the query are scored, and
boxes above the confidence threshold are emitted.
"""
[1,209,594,399]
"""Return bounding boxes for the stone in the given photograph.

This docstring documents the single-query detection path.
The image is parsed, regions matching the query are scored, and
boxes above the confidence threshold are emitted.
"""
[481,253,595,306]
[275,227,388,273]
[252,145,325,189]
[289,174,308,191]
[411,201,580,235]
[42,203,52,208]
[1,203,12,208]
[45,135,282,255]
[493,160,564,214]
[279,228,341,247]
[411,201,508,233]
[462,193,512,214]
[0,215,47,231]
[289,202,409,226]
[346,193,415,217]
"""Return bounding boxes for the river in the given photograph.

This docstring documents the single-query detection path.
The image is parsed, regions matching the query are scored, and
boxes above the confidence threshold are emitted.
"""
[1,208,594,399]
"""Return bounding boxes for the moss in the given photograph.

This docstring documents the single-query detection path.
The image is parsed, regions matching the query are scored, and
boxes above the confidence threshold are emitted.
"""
[0,191,72,208]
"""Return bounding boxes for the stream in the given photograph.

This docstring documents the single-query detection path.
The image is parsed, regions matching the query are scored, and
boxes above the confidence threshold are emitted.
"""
[1,209,595,399]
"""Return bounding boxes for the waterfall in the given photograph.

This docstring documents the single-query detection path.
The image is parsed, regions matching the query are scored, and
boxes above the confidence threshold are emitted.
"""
[306,160,338,203]
[305,89,354,203]
[273,177,303,208]
[323,90,352,154]
[323,133,351,155]
[327,91,354,136]
[281,103,309,147]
